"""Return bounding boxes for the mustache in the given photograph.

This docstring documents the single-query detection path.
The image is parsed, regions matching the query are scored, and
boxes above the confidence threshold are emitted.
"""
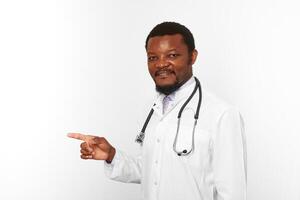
[154,69,175,76]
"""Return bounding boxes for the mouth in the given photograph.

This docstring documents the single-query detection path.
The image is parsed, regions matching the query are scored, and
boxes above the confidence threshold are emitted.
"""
[155,70,175,78]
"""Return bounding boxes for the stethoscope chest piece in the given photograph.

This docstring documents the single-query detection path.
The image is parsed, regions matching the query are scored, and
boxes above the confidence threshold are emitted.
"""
[135,132,145,145]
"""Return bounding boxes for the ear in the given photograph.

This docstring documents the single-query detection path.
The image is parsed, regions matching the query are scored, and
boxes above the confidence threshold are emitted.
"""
[190,49,198,65]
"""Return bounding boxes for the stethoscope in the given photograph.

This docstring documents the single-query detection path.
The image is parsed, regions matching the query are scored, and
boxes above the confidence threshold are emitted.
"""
[135,77,202,156]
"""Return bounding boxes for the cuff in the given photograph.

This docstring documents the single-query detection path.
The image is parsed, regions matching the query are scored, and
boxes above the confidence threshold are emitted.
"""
[103,149,120,177]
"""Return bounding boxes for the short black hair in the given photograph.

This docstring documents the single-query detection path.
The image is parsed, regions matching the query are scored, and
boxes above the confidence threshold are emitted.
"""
[145,22,195,53]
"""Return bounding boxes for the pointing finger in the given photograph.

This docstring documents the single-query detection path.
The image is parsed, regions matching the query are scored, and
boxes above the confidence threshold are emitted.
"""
[67,133,87,141]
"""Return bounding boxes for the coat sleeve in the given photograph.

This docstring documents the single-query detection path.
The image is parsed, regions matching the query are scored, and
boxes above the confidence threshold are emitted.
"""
[103,149,142,184]
[212,107,247,200]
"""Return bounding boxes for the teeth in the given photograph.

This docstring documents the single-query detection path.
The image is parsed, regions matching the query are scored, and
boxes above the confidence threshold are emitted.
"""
[157,70,171,76]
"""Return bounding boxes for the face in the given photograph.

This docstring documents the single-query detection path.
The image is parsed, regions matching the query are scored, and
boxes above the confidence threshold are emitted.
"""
[146,34,198,90]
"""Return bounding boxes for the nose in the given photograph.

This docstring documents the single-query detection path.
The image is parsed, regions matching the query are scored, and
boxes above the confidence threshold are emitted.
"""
[155,57,170,69]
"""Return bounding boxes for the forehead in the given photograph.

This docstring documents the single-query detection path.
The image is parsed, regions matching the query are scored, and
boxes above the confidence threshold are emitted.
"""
[147,34,187,53]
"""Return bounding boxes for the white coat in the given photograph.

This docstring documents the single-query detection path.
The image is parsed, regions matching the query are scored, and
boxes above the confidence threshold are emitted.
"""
[104,77,247,200]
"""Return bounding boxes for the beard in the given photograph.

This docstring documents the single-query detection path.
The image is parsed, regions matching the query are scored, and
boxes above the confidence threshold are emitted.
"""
[155,79,185,95]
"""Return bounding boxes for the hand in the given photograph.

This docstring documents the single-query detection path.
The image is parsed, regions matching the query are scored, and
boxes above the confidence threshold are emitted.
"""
[67,133,116,162]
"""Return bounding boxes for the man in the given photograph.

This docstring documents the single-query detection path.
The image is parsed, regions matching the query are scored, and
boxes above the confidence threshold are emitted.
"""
[68,22,247,200]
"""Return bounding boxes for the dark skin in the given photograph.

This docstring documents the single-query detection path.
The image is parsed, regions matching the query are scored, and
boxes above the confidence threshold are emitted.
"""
[68,34,198,162]
[147,34,198,89]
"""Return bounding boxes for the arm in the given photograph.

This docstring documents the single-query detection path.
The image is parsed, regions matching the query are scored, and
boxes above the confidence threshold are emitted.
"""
[213,108,247,200]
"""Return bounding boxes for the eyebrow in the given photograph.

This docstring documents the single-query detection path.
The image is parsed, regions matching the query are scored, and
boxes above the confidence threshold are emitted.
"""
[147,49,178,54]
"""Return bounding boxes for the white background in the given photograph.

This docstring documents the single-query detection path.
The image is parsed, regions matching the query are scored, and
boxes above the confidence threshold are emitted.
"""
[0,0,299,199]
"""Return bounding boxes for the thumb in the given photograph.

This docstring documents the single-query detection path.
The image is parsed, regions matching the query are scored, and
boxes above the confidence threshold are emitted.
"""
[89,136,105,145]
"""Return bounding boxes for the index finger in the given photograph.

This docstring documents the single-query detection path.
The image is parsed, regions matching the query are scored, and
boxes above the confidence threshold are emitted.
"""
[67,133,88,141]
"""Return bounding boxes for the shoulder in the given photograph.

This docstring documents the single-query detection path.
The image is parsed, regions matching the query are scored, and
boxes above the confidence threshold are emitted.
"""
[199,88,242,129]
[202,89,239,115]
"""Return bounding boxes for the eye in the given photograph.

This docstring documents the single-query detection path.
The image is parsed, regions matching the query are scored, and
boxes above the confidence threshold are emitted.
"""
[148,56,157,62]
[168,53,180,58]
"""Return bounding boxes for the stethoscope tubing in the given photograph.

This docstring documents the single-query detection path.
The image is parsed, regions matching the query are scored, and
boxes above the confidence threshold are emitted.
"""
[136,77,202,156]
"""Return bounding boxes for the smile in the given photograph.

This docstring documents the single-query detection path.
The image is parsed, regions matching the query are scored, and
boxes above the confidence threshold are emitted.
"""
[155,70,175,77]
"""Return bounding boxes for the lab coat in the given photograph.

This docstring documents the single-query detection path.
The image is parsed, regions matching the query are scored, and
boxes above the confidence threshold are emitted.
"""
[104,77,247,200]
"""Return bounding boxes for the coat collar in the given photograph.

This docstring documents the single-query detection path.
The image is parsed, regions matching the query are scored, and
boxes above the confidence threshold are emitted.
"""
[152,76,197,117]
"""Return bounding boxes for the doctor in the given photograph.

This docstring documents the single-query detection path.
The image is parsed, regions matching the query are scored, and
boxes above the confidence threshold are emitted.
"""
[68,22,247,200]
